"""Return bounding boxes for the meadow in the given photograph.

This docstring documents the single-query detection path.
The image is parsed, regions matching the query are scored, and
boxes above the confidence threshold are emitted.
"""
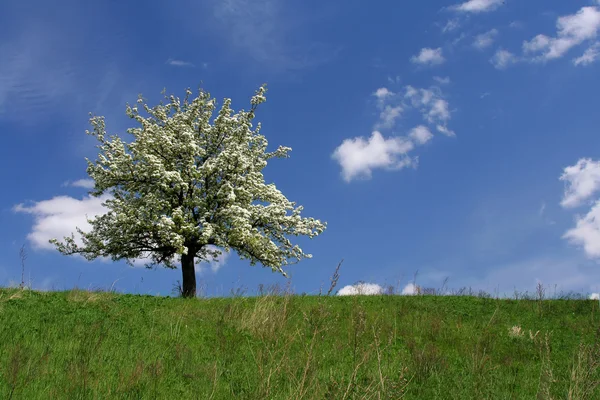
[1,277,599,399]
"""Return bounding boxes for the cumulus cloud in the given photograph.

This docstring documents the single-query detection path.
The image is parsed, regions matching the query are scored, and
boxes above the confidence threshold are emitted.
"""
[376,105,403,129]
[401,283,421,295]
[523,35,551,53]
[522,6,600,62]
[337,282,385,296]
[405,86,455,136]
[409,126,434,145]
[573,42,600,66]
[374,87,394,101]
[490,49,518,69]
[332,84,456,182]
[560,159,600,260]
[428,100,451,125]
[372,88,403,129]
[473,29,499,50]
[453,0,504,13]
[13,194,111,251]
[331,131,416,182]
[560,158,600,209]
[336,282,427,296]
[13,193,230,271]
[563,200,600,258]
[411,48,445,66]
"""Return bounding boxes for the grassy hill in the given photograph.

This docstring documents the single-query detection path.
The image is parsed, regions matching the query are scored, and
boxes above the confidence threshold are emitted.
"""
[0,287,599,399]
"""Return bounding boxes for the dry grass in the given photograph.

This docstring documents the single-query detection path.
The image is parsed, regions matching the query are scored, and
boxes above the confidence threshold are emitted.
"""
[567,340,600,399]
[66,289,114,303]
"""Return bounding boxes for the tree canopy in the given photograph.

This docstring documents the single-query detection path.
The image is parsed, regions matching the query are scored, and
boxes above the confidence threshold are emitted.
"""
[50,85,326,297]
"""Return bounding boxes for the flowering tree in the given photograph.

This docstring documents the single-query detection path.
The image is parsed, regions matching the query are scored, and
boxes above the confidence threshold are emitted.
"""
[50,85,326,297]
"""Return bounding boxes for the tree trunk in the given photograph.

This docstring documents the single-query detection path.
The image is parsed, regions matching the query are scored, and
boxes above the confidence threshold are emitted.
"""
[181,249,196,298]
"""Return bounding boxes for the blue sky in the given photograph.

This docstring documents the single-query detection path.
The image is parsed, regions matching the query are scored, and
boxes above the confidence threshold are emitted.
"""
[2,0,600,297]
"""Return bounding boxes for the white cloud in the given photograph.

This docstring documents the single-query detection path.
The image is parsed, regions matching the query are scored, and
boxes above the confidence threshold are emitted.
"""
[337,282,385,296]
[401,283,420,295]
[563,200,600,258]
[453,0,504,13]
[560,158,600,208]
[473,29,499,50]
[428,99,451,124]
[337,282,428,296]
[374,87,394,100]
[522,6,600,61]
[573,42,600,65]
[332,83,457,182]
[561,159,600,260]
[590,292,600,300]
[166,58,195,67]
[433,76,451,85]
[523,35,551,53]
[62,179,95,189]
[376,105,403,129]
[405,86,455,135]
[372,88,402,129]
[405,86,431,106]
[409,125,433,145]
[411,48,445,66]
[490,49,518,69]
[332,131,416,182]
[435,124,456,137]
[207,246,230,272]
[13,194,112,253]
[442,19,461,33]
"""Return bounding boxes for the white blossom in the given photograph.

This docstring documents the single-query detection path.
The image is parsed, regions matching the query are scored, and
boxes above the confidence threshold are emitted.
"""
[50,84,326,289]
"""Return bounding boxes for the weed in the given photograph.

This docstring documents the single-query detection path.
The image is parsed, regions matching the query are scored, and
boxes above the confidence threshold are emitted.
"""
[327,259,343,296]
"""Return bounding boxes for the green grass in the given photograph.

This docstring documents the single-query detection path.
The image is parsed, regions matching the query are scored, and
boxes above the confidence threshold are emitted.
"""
[0,287,599,399]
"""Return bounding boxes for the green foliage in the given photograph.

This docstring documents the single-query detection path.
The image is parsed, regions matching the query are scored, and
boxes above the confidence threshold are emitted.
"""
[0,288,599,399]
